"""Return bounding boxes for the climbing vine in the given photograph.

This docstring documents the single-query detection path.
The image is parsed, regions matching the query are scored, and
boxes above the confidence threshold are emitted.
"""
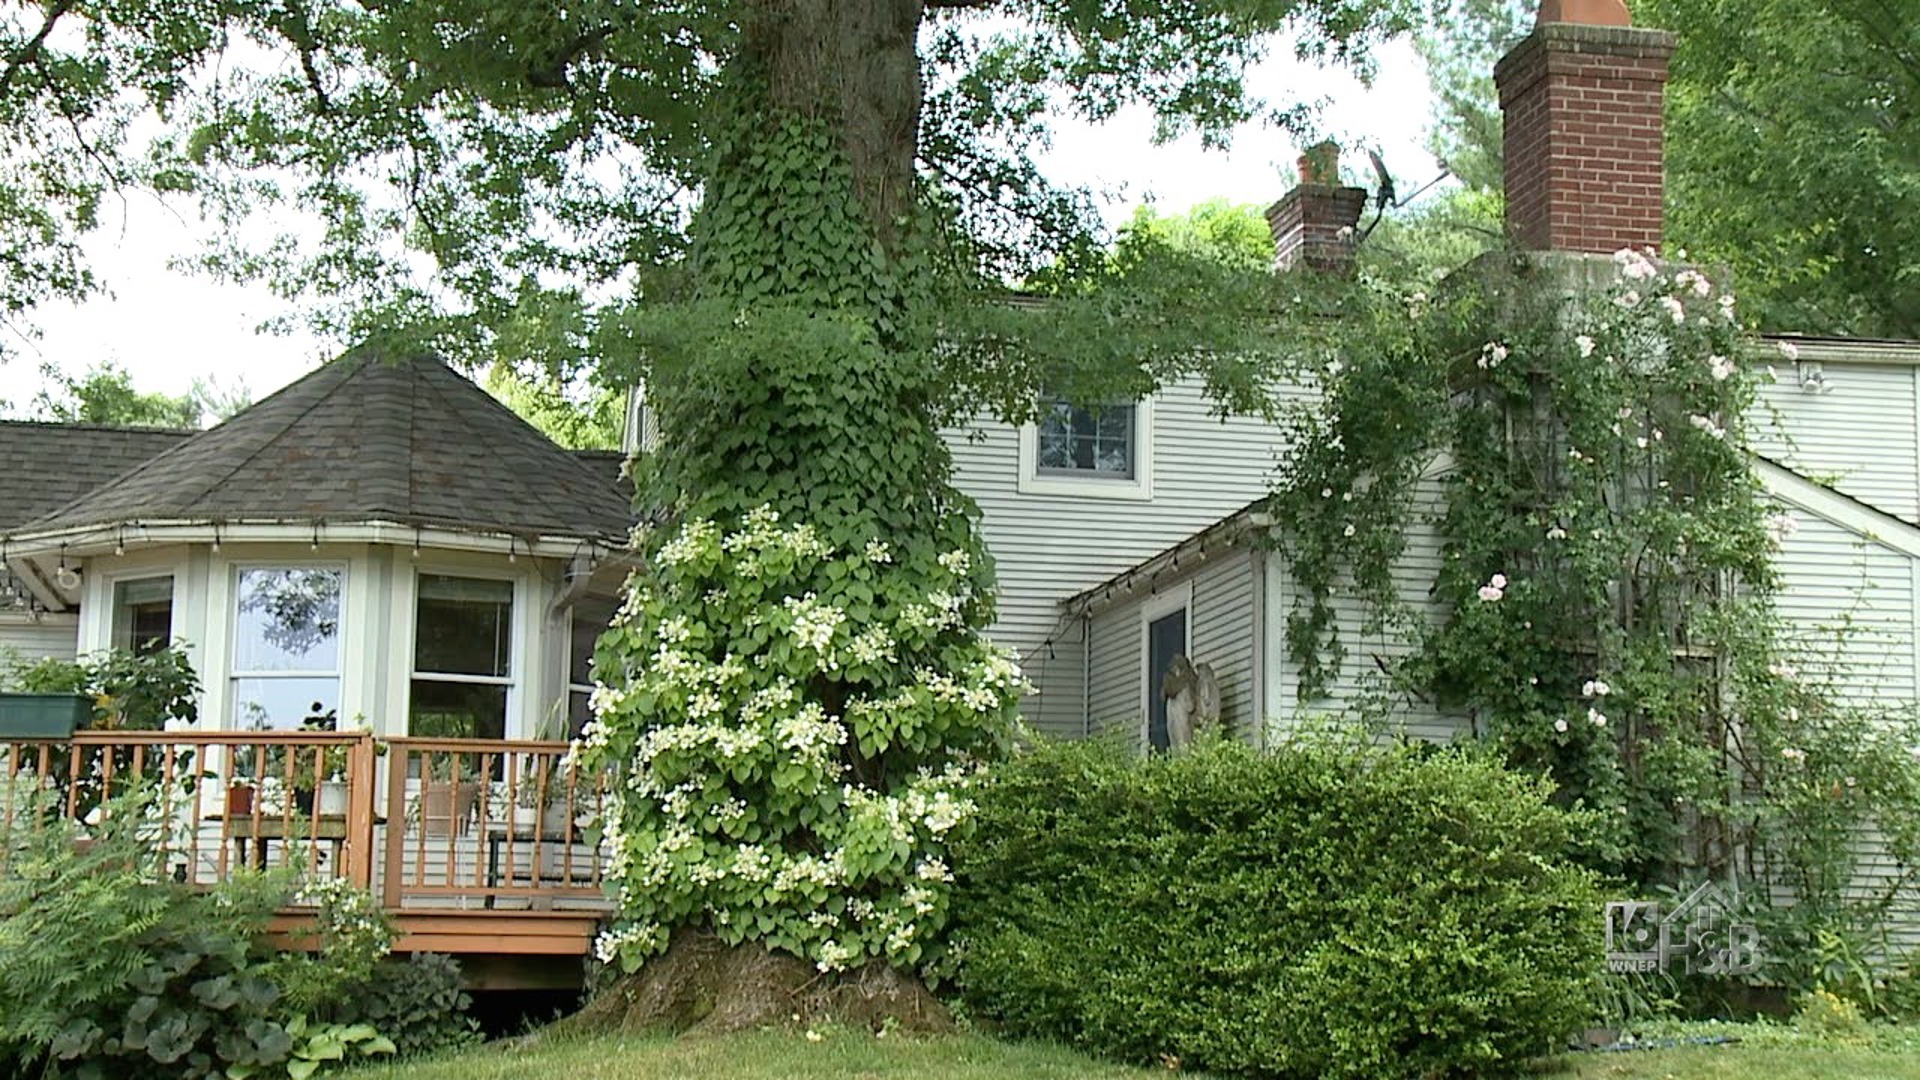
[576,110,1029,976]
[1273,250,1920,988]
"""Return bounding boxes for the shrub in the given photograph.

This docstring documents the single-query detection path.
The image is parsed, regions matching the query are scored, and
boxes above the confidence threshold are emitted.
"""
[0,784,404,1077]
[947,736,1604,1080]
[336,953,482,1058]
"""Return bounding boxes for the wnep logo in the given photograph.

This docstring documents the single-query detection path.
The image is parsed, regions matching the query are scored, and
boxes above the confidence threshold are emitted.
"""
[1604,881,1761,976]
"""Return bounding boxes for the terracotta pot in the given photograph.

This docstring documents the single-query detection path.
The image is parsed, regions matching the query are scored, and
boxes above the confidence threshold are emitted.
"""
[1536,0,1630,27]
[225,785,255,817]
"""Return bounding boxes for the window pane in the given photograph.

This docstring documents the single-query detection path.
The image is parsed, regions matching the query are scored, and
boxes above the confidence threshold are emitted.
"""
[112,576,173,656]
[1036,399,1134,478]
[234,568,342,672]
[409,679,508,740]
[233,677,340,731]
[415,575,513,677]
[568,690,593,740]
[570,598,619,686]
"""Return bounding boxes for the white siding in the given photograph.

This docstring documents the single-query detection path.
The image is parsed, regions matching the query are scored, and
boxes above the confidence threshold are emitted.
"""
[1750,360,1920,524]
[1261,469,1466,744]
[0,613,79,665]
[1081,548,1258,744]
[947,379,1291,736]
[1770,511,1917,706]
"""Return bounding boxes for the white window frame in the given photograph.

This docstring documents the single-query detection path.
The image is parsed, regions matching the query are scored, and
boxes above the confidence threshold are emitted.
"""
[1137,580,1194,749]
[1017,394,1154,501]
[227,562,349,730]
[84,551,186,654]
[406,570,523,740]
[108,573,178,654]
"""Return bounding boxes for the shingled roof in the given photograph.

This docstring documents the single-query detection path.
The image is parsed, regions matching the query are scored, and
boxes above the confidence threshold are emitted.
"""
[11,348,635,543]
[0,422,194,530]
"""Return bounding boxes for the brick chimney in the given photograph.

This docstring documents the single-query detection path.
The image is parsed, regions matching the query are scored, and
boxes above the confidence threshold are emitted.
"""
[1266,141,1368,273]
[1494,1,1675,254]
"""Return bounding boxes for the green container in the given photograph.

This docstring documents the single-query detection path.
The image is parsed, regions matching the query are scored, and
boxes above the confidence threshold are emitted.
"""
[0,693,91,739]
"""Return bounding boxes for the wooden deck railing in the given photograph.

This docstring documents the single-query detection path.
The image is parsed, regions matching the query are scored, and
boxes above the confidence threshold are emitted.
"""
[0,732,612,916]
[382,737,612,910]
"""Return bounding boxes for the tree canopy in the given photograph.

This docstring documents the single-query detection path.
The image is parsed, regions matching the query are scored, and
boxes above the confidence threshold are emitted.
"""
[1642,0,1920,337]
[28,362,202,428]
[1412,0,1920,337]
[1,0,1420,368]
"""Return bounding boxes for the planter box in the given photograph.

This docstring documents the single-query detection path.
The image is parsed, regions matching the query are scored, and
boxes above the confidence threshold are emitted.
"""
[0,693,91,739]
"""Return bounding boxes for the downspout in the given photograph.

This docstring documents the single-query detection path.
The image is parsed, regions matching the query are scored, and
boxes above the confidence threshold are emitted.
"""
[546,547,598,619]
[1081,611,1093,739]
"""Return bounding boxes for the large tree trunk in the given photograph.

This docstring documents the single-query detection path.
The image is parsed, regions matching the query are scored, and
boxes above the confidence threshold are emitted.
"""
[742,0,924,244]
[548,930,953,1039]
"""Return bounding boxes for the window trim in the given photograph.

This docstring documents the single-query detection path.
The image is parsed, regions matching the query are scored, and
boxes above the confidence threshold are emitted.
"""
[1137,581,1194,751]
[227,562,349,730]
[405,569,525,740]
[109,574,177,656]
[1017,394,1154,501]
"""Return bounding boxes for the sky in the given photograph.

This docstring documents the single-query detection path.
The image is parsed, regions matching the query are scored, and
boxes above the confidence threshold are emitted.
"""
[12,38,1440,413]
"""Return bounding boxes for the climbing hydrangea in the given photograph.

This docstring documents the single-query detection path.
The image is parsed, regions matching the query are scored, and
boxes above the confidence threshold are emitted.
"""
[577,507,1025,973]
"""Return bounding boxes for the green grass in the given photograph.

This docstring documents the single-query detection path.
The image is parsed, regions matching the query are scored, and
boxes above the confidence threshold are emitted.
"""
[342,1030,1169,1080]
[344,1026,1920,1080]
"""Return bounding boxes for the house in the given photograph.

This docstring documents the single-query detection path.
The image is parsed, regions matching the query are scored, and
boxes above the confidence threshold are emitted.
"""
[952,6,1920,758]
[5,6,1913,760]
[0,346,636,743]
[2,0,1915,966]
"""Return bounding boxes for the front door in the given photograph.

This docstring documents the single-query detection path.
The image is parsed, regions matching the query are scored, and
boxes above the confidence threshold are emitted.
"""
[1146,607,1187,751]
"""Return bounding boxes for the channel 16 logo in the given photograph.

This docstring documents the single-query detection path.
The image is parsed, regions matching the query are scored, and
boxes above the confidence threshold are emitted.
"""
[1604,881,1760,976]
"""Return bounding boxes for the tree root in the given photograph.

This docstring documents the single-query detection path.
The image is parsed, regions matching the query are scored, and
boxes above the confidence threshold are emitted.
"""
[547,929,952,1041]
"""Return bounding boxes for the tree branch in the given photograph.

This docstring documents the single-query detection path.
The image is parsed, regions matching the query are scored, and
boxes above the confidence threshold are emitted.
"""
[528,25,617,90]
[0,0,73,101]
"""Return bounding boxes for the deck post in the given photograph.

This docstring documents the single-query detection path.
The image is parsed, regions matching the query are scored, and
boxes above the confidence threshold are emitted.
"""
[345,732,378,889]
[383,739,410,909]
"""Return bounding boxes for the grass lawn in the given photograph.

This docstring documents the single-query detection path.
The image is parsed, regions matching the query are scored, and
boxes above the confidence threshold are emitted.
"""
[343,1026,1920,1080]
[1545,1044,1920,1079]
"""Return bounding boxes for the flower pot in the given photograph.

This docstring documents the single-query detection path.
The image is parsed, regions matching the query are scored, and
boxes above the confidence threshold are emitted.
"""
[0,693,91,739]
[317,779,350,817]
[226,785,255,817]
[421,782,479,838]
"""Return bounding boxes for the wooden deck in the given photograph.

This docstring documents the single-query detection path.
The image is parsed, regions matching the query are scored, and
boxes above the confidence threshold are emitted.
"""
[3,731,614,983]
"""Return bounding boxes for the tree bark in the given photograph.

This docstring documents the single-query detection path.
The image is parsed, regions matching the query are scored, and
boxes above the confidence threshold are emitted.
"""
[742,0,925,246]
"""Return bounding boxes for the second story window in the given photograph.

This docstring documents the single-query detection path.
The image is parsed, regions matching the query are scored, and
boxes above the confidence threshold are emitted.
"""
[1018,394,1153,500]
[1037,400,1137,479]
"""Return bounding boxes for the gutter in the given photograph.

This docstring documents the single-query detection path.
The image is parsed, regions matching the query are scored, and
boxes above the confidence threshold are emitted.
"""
[0,519,630,563]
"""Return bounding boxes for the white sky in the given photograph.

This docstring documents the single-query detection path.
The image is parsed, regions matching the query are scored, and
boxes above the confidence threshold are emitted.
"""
[12,39,1438,411]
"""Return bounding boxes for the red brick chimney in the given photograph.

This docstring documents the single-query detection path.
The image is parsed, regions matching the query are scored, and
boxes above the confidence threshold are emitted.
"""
[1494,1,1676,253]
[1266,141,1368,273]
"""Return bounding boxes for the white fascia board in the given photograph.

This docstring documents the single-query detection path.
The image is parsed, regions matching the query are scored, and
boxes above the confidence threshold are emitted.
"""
[2,520,626,563]
[1752,456,1920,559]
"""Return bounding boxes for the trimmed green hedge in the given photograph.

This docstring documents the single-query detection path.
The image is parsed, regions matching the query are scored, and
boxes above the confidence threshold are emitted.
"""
[948,737,1603,1079]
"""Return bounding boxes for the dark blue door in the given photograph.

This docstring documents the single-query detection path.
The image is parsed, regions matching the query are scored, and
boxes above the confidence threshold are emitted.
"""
[1146,608,1187,751]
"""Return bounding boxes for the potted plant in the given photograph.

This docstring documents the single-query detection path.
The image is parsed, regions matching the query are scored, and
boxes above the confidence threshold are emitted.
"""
[225,777,257,817]
[0,691,93,739]
[419,753,487,838]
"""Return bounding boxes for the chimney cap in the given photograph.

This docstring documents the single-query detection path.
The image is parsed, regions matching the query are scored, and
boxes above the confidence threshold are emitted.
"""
[1536,0,1631,27]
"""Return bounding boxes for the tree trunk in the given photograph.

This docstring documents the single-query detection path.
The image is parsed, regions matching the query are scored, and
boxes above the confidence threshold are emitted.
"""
[742,0,925,245]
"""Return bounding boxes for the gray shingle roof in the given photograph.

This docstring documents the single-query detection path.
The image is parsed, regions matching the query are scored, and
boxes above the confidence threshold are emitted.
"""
[13,348,635,543]
[0,422,194,530]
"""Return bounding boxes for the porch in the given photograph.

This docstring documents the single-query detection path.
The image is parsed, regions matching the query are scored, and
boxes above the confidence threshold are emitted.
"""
[0,730,614,975]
